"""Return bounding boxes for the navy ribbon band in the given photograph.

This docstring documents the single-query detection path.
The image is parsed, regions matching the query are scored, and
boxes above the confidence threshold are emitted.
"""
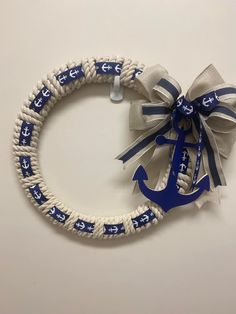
[158,78,180,100]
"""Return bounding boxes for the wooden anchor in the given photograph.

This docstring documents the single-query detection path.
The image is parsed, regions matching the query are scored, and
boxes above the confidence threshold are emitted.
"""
[133,115,210,212]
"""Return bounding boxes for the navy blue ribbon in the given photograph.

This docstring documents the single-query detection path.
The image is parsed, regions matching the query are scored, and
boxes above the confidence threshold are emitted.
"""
[118,120,172,163]
[55,62,144,86]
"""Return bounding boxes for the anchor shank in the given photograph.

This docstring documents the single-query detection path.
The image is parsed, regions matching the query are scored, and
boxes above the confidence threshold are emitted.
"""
[166,132,185,187]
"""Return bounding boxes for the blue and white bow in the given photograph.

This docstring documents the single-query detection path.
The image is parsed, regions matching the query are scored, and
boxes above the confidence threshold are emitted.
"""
[116,64,236,191]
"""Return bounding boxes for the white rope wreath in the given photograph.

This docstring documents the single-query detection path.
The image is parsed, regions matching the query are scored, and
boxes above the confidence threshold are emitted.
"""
[13,56,192,239]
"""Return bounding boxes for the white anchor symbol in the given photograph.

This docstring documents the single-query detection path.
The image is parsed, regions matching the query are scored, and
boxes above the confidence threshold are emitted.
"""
[21,139,27,145]
[69,69,80,78]
[132,219,139,228]
[56,213,65,222]
[76,221,85,230]
[42,88,51,97]
[183,105,193,115]
[108,226,118,233]
[202,96,214,107]
[22,159,29,169]
[25,171,31,176]
[102,63,112,73]
[22,126,31,137]
[87,225,93,231]
[179,163,187,172]
[49,207,56,215]
[135,70,142,78]
[140,214,149,223]
[58,74,67,84]
[34,97,43,107]
[115,64,121,73]
[177,98,183,107]
[33,190,42,200]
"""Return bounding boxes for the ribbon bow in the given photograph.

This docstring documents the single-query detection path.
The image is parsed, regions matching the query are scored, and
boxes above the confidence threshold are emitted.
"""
[116,64,236,196]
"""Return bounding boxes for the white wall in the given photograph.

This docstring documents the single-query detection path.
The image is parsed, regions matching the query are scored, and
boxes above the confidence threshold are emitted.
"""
[1,1,236,313]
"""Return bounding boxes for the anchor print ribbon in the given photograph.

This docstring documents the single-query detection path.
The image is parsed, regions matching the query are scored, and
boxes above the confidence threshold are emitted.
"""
[116,64,236,199]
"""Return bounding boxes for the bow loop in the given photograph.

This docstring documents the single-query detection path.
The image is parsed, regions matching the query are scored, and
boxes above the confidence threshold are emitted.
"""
[135,64,168,102]
[152,74,182,106]
[186,64,224,101]
[129,100,171,130]
[135,64,182,105]
[130,64,181,130]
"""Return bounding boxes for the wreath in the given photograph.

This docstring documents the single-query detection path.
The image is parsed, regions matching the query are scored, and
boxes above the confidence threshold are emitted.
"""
[13,56,236,239]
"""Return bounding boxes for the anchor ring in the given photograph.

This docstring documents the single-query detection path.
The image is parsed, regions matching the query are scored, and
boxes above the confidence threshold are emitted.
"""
[172,109,192,135]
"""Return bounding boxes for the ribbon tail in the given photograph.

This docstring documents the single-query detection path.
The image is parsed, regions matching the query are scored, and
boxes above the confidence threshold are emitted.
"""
[115,117,172,167]
[194,187,221,209]
[200,117,226,188]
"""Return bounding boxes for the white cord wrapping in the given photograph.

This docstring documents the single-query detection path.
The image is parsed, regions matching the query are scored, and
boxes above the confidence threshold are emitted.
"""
[13,56,193,239]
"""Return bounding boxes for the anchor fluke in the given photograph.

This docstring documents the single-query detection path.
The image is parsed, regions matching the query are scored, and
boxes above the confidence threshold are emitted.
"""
[132,165,148,181]
[156,135,167,145]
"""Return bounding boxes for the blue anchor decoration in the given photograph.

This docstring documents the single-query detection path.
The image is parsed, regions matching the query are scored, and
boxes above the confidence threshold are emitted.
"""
[133,111,210,212]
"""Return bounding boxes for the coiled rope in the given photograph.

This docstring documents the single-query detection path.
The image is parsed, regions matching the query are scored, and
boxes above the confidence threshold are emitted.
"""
[13,56,192,239]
